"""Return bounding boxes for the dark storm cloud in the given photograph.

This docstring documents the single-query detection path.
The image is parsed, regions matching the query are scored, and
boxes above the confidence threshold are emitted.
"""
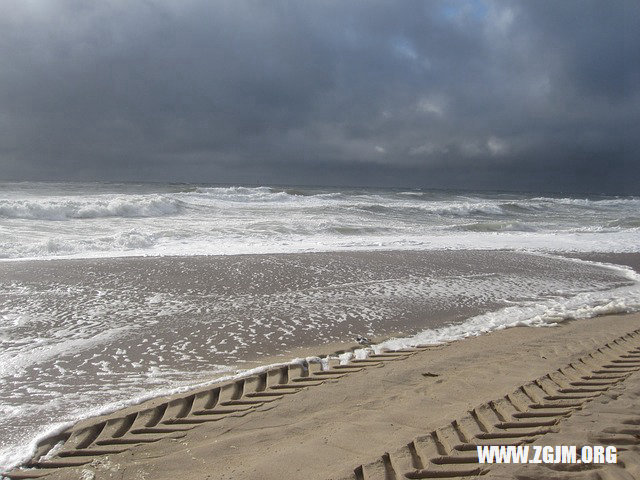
[0,0,638,193]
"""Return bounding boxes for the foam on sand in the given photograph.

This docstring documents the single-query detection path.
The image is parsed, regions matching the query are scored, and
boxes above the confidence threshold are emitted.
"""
[6,314,640,479]
[2,254,640,473]
[378,256,640,352]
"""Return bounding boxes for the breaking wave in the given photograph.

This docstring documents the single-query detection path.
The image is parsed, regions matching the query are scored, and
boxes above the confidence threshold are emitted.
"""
[0,195,182,221]
[0,183,638,259]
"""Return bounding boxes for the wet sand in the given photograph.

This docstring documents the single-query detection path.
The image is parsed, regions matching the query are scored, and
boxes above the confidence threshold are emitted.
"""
[2,251,639,479]
[5,312,640,480]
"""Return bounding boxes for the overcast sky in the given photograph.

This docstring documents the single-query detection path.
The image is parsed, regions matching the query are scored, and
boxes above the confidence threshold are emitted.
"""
[0,0,638,193]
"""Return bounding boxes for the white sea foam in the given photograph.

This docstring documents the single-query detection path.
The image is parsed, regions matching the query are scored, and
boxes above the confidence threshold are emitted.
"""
[0,195,181,221]
[0,183,638,260]
[0,362,277,471]
[0,422,73,476]
[378,257,640,352]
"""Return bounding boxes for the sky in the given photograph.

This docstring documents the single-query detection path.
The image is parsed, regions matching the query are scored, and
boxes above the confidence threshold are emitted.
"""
[0,0,638,193]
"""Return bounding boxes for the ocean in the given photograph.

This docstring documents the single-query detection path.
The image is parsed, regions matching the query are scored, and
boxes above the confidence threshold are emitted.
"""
[1,181,639,471]
[1,181,639,259]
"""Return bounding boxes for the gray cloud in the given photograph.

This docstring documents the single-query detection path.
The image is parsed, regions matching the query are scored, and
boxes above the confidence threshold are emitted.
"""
[1,0,638,193]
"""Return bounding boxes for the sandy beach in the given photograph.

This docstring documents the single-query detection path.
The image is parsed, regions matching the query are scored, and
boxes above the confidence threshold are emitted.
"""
[4,310,639,480]
[2,248,638,473]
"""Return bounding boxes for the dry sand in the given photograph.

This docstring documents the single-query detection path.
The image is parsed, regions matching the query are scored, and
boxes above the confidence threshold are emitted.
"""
[5,312,640,480]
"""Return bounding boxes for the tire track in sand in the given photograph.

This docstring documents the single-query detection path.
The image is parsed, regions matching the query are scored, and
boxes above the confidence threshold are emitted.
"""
[345,329,640,480]
[3,349,425,479]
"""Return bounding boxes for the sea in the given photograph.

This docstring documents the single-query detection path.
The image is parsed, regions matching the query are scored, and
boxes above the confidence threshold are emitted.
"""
[1,181,639,471]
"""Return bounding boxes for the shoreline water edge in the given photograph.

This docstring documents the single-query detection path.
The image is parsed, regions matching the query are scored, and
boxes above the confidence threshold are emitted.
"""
[1,183,639,474]
[1,249,640,473]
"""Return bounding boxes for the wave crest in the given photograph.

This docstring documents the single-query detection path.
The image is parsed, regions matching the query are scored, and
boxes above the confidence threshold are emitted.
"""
[0,196,181,221]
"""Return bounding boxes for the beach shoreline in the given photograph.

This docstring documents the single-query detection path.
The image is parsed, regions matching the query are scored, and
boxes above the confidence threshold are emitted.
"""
[4,311,639,479]
[2,250,640,478]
